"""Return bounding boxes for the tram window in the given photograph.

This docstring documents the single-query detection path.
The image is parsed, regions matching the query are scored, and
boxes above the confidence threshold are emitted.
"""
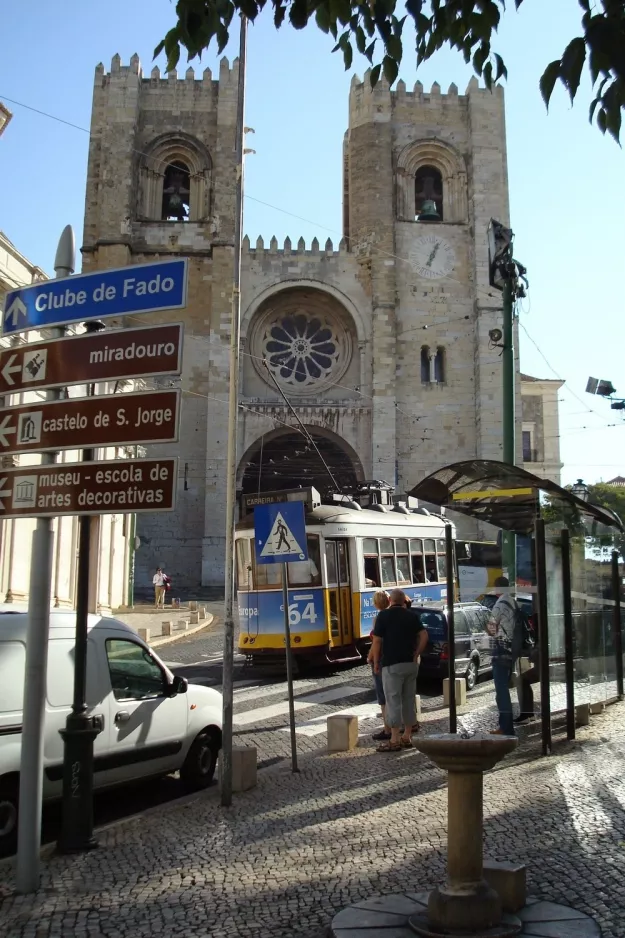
[380,538,394,554]
[381,554,396,587]
[236,538,253,590]
[252,557,282,589]
[325,541,338,586]
[288,535,322,587]
[395,539,411,584]
[363,538,381,587]
[410,539,425,584]
[337,541,349,585]
[437,539,447,579]
[424,537,437,582]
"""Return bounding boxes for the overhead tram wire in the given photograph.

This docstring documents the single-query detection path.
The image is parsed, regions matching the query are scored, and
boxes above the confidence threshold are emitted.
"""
[262,360,343,495]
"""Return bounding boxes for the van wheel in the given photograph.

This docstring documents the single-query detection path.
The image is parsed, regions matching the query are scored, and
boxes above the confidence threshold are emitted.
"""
[180,730,219,790]
[465,659,479,691]
[0,780,19,858]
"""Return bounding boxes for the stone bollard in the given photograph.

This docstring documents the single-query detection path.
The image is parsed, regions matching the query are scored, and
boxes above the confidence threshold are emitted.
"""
[199,605,207,620]
[189,611,199,625]
[327,714,359,752]
[138,627,151,642]
[161,621,173,637]
[415,694,422,719]
[483,860,527,913]
[443,677,467,707]
[219,745,257,792]
[189,601,198,612]
[575,702,591,726]
[177,619,188,631]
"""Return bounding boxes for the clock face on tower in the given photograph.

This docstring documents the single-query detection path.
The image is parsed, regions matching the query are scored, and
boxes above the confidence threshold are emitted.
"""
[410,234,456,280]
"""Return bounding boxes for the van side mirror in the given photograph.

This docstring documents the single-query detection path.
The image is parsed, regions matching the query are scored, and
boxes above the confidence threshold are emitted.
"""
[167,674,188,696]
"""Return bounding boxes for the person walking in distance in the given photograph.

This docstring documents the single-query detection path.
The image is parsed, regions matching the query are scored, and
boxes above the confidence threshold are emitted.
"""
[486,576,521,736]
[153,567,165,609]
[371,588,429,751]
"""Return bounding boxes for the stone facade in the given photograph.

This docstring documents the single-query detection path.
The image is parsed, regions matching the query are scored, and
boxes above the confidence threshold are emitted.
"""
[520,374,564,484]
[82,56,555,589]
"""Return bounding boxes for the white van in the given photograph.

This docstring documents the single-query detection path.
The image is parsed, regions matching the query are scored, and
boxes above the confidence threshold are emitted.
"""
[0,609,222,856]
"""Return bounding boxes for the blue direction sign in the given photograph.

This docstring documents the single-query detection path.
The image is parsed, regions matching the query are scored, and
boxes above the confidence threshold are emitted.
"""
[2,258,187,336]
[254,501,308,565]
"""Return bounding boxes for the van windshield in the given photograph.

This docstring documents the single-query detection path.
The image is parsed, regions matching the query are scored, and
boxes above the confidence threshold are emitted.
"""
[417,611,446,636]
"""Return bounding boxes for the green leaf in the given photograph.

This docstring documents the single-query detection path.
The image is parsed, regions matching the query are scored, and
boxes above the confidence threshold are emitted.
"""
[597,106,607,134]
[560,36,586,103]
[370,63,381,87]
[494,53,507,82]
[483,60,493,89]
[365,39,377,60]
[382,54,398,84]
[386,34,403,62]
[315,3,331,32]
[342,38,354,69]
[539,59,561,109]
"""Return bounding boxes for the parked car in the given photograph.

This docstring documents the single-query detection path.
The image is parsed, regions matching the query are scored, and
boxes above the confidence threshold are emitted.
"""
[0,609,222,856]
[414,601,493,690]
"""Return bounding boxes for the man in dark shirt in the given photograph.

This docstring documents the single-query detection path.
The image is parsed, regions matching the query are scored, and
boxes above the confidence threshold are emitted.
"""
[372,588,428,751]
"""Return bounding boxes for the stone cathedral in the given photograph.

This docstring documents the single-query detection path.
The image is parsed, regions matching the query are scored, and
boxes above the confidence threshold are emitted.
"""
[82,54,520,591]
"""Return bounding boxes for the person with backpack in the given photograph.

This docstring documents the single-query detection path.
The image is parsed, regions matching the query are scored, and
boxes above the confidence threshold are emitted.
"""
[486,576,523,736]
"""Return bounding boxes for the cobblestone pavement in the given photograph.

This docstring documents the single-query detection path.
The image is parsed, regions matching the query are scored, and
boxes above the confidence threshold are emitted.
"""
[4,694,625,936]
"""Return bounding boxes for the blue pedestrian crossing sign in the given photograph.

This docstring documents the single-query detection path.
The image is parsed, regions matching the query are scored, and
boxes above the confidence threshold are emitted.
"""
[254,501,308,565]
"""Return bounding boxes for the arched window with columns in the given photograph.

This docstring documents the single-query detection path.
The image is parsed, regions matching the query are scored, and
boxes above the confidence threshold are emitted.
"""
[138,134,212,222]
[396,139,468,224]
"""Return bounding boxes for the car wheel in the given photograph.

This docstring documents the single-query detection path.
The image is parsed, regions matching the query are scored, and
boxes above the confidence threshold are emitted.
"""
[180,730,219,791]
[465,659,479,691]
[0,779,19,858]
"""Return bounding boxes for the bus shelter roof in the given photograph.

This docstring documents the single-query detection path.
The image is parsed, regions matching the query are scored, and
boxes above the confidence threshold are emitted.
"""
[407,460,624,535]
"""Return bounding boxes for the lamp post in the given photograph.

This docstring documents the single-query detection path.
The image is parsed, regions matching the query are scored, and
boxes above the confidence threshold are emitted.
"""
[571,478,590,502]
[487,220,528,584]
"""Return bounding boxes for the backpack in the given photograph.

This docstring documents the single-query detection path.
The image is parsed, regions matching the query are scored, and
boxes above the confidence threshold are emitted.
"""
[511,603,534,659]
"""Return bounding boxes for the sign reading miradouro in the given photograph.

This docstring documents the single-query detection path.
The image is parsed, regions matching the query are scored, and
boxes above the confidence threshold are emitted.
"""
[0,323,183,394]
[2,258,187,335]
[0,389,180,456]
[0,458,178,519]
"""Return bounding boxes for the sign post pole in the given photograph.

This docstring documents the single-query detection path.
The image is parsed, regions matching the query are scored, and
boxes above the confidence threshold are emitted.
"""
[16,224,74,894]
[281,561,299,773]
[58,320,105,855]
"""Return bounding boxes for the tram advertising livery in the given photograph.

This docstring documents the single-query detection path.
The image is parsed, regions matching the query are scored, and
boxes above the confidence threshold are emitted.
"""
[235,486,454,668]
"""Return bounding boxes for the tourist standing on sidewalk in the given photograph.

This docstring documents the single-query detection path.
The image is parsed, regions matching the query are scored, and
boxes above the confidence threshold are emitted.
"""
[153,567,166,609]
[367,590,391,741]
[371,588,429,752]
[486,576,521,736]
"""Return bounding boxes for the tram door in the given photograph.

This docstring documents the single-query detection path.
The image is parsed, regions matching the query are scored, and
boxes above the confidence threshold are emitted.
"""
[325,539,353,647]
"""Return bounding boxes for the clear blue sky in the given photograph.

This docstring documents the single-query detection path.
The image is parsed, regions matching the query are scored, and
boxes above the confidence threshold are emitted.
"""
[1,0,623,487]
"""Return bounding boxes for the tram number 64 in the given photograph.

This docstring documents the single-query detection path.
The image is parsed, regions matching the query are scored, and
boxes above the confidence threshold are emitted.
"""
[287,602,317,626]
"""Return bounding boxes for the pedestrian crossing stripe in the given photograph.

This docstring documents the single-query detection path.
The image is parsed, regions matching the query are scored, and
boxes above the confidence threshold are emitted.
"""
[259,511,306,559]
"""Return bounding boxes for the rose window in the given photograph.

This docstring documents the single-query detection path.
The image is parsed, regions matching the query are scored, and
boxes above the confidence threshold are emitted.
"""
[261,313,345,389]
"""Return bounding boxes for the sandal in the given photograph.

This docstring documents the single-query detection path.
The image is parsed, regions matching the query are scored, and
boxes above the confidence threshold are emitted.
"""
[372,730,392,741]
[376,741,401,752]
[400,738,414,749]
[411,723,420,735]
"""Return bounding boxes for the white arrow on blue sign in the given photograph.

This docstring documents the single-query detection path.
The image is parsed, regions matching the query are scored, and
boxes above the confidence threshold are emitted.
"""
[2,258,187,336]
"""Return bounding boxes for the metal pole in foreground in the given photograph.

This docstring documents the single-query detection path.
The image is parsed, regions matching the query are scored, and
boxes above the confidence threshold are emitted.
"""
[57,321,105,854]
[611,549,623,701]
[16,225,74,894]
[282,561,299,772]
[221,14,248,808]
[501,276,516,585]
[534,517,552,757]
[445,524,457,734]
[561,529,576,741]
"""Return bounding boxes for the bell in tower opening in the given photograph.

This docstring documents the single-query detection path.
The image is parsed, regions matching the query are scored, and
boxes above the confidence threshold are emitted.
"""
[162,161,191,221]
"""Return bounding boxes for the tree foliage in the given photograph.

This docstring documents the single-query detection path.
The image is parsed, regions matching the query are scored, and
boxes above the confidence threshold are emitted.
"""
[156,0,625,142]
[587,482,625,558]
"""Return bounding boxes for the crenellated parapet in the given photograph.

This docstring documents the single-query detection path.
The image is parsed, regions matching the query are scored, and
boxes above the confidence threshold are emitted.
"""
[242,235,349,257]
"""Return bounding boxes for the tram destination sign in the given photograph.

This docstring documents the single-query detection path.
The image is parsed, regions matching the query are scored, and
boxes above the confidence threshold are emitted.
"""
[0,389,180,456]
[0,457,178,519]
[2,258,187,335]
[0,323,183,395]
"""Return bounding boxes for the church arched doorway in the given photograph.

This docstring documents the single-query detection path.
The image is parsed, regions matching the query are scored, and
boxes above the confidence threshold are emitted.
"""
[239,428,363,499]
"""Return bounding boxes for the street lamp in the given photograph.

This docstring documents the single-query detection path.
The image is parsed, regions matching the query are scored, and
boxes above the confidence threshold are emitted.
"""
[571,479,590,502]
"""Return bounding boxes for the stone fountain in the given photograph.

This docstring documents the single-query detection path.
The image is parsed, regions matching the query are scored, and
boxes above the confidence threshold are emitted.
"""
[329,731,601,938]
